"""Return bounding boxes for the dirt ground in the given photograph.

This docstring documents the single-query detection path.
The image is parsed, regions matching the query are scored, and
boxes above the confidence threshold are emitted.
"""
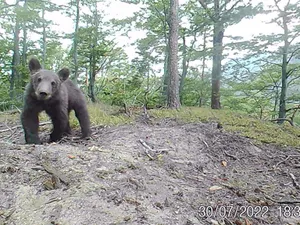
[1,116,300,225]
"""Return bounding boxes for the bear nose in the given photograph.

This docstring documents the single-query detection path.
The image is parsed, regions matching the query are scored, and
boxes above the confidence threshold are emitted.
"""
[39,92,48,97]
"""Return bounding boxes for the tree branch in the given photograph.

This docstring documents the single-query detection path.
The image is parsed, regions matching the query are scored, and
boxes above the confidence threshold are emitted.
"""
[287,47,300,64]
[0,0,20,11]
[288,30,300,45]
[286,105,300,113]
[224,0,243,16]
[274,0,283,13]
[231,58,254,76]
[153,4,166,25]
[259,59,282,67]
[287,74,300,85]
[287,65,300,78]
[197,0,216,22]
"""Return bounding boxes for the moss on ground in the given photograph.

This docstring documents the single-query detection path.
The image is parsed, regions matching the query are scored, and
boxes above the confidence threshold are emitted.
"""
[2,104,300,147]
[38,103,132,128]
[150,107,300,147]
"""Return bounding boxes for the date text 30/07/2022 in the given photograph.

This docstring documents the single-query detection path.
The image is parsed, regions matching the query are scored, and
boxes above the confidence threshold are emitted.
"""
[197,205,300,219]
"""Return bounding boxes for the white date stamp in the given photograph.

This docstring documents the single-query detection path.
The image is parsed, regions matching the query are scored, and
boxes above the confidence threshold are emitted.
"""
[197,205,269,219]
[278,205,300,218]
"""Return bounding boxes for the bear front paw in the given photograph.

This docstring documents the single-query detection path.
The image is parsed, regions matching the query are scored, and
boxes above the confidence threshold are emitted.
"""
[49,132,63,143]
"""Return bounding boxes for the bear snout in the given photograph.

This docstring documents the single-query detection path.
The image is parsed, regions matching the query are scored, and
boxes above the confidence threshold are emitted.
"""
[35,91,51,100]
[39,91,48,97]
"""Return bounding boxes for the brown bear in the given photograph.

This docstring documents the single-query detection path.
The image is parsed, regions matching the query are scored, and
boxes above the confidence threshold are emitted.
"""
[21,58,91,144]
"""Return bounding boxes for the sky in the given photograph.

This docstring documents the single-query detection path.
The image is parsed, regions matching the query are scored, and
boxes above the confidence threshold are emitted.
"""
[4,0,296,67]
[48,0,143,59]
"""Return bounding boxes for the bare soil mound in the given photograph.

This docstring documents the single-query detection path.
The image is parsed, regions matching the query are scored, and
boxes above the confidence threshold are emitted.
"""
[1,118,300,225]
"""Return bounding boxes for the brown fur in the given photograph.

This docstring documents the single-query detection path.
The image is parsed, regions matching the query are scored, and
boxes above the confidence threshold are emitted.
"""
[21,58,91,144]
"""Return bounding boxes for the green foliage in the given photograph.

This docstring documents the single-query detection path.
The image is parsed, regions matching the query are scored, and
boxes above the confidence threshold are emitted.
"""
[181,76,210,106]
[97,74,163,108]
[223,62,281,119]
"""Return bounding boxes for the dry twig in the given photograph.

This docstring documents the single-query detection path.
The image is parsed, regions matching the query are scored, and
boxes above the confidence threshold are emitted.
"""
[264,194,300,204]
[0,122,52,133]
[289,173,300,189]
[275,154,300,168]
[224,151,239,160]
[41,162,70,185]
[139,139,154,160]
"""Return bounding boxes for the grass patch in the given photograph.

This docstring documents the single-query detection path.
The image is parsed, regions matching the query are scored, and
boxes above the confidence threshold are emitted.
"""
[0,112,20,123]
[73,103,132,127]
[1,103,131,129]
[40,103,132,128]
[150,107,300,147]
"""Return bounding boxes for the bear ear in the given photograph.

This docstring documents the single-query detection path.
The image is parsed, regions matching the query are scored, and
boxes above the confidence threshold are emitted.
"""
[28,58,42,73]
[57,68,70,81]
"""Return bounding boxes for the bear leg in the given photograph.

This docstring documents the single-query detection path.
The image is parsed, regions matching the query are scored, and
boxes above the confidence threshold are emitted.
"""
[47,106,69,142]
[74,105,91,138]
[21,109,41,144]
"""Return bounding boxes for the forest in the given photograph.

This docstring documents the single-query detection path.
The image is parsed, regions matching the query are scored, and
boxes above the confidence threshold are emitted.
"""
[3,1,300,224]
[1,0,300,125]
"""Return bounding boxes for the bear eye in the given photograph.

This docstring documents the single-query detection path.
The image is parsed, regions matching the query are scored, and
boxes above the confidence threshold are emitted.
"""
[37,77,42,82]
[51,81,56,86]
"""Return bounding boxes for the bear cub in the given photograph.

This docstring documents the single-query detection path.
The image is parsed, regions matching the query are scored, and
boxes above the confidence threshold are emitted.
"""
[21,58,91,144]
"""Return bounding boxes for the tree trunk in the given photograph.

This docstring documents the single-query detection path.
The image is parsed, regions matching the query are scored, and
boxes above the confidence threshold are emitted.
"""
[199,31,207,107]
[73,0,80,84]
[210,0,223,109]
[21,0,28,88]
[42,8,46,68]
[278,53,288,122]
[278,14,289,124]
[179,29,188,103]
[162,48,169,101]
[88,2,98,103]
[10,6,21,99]
[162,12,169,104]
[89,71,96,103]
[167,0,180,109]
[88,50,96,102]
[211,20,223,109]
[273,86,279,119]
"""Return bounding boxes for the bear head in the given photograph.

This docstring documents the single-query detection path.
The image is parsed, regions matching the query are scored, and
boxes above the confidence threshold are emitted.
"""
[28,58,70,101]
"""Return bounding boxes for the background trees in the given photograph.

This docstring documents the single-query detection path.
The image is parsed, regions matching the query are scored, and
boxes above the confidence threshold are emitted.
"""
[1,0,300,124]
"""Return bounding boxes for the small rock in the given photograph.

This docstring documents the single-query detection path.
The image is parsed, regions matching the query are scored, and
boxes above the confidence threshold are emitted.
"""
[124,216,131,221]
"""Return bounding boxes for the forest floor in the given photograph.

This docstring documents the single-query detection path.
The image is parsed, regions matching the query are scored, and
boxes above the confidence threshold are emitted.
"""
[1,108,300,225]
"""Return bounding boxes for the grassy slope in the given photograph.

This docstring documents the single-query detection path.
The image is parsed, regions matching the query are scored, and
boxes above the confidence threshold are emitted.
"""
[1,104,300,147]
[150,107,300,148]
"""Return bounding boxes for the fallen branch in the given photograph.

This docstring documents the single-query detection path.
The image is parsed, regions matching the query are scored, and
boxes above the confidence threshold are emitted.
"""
[41,162,70,185]
[289,173,300,189]
[275,155,291,167]
[143,105,149,118]
[264,194,300,204]
[0,109,20,115]
[0,208,15,220]
[45,197,62,205]
[0,122,52,133]
[139,139,154,160]
[197,137,209,148]
[224,151,239,160]
[275,154,300,168]
[270,118,293,126]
